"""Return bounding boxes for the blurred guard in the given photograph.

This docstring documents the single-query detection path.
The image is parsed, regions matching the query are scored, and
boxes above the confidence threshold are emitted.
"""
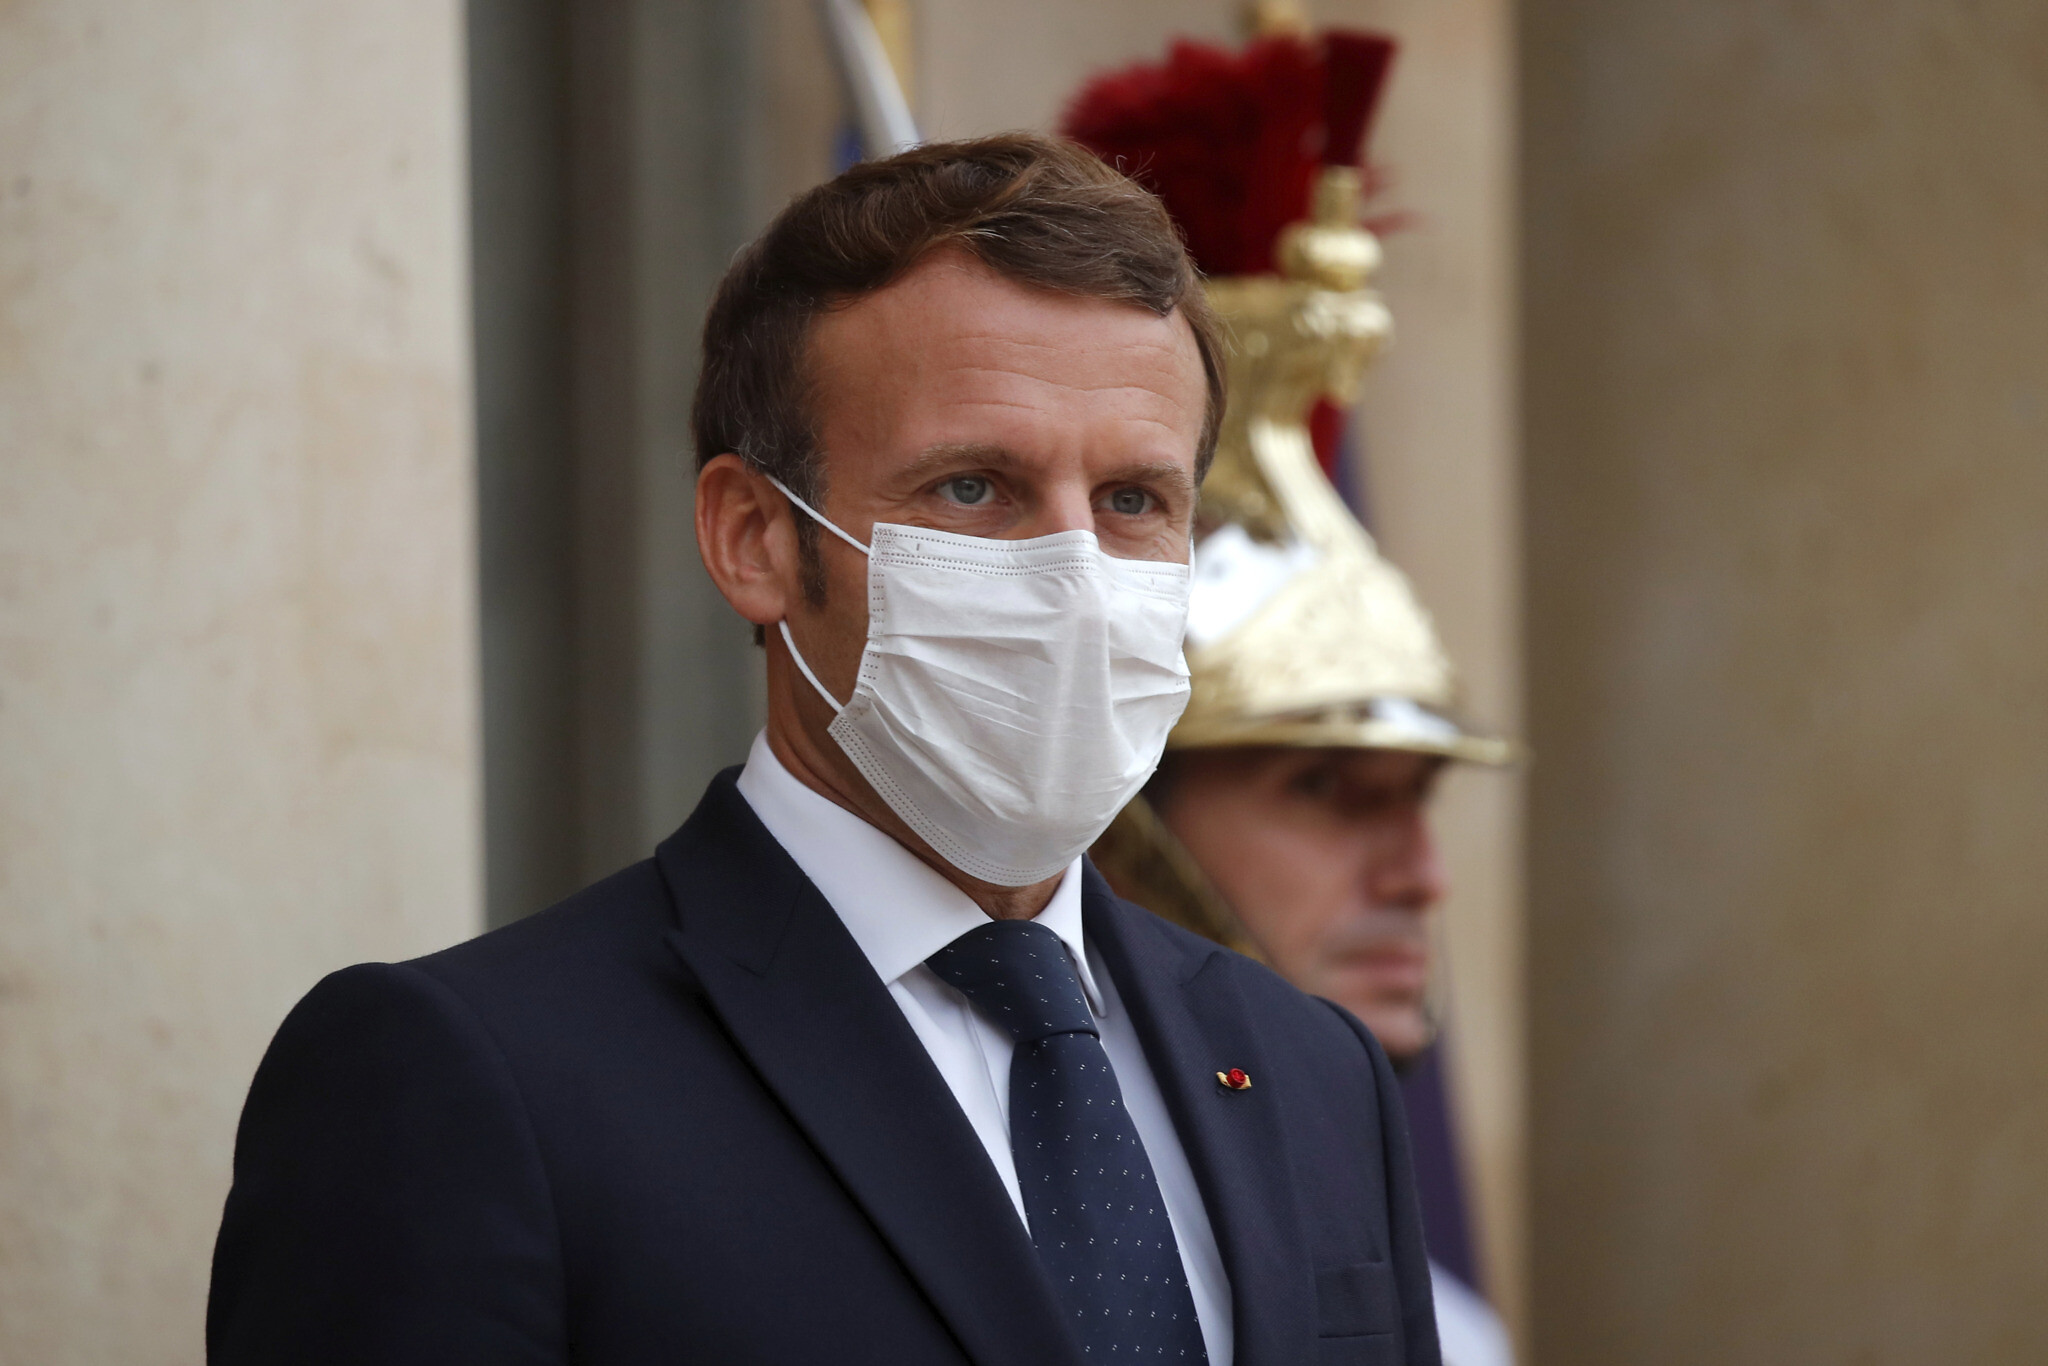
[1067,19,1517,1366]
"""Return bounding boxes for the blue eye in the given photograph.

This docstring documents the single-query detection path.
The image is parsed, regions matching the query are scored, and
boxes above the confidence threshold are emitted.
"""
[942,476,994,506]
[1107,487,1152,516]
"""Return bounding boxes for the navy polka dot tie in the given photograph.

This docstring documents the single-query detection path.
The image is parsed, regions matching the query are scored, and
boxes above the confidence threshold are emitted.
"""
[927,920,1209,1361]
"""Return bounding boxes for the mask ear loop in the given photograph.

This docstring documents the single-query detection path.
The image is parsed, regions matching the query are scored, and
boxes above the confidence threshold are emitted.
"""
[764,474,870,715]
[778,621,847,714]
[765,474,872,556]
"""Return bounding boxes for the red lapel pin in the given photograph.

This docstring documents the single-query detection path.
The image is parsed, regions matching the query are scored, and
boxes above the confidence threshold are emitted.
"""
[1216,1067,1252,1091]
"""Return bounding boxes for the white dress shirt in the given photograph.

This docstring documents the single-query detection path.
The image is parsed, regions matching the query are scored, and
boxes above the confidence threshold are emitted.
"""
[736,731,1234,1365]
[1432,1261,1514,1366]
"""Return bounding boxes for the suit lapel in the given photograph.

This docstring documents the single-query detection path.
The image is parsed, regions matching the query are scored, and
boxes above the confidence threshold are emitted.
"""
[656,775,1083,1366]
[1083,862,1317,1366]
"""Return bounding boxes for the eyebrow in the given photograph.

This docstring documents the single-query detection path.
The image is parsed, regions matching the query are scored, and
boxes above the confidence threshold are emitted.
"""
[1110,461,1199,501]
[896,444,1198,500]
[895,444,1018,483]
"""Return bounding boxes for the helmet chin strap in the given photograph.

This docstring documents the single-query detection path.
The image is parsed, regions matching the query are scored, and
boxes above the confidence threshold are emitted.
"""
[1387,1008,1442,1078]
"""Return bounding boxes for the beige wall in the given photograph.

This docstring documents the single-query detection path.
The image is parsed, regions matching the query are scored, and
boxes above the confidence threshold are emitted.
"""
[1523,2,2048,1361]
[916,0,1528,1330]
[0,3,478,1361]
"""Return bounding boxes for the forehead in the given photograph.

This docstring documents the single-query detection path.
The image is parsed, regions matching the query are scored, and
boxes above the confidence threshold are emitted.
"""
[805,251,1207,463]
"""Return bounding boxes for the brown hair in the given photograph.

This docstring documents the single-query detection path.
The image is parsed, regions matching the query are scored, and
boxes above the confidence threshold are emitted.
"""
[691,133,1225,595]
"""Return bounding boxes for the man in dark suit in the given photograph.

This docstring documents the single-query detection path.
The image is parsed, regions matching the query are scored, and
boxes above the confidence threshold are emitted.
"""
[209,135,1440,1366]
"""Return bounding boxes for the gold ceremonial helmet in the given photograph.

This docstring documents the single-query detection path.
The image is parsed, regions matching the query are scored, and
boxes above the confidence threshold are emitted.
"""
[1064,25,1516,952]
[1178,170,1512,767]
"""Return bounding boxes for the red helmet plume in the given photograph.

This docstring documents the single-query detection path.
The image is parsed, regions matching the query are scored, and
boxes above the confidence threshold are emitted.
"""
[1061,30,1397,278]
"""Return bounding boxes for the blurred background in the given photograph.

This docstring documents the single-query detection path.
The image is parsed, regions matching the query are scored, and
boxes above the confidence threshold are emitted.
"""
[1,1,2042,1362]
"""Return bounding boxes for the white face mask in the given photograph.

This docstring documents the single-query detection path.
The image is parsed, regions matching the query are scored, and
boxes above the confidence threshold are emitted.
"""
[768,477,1193,887]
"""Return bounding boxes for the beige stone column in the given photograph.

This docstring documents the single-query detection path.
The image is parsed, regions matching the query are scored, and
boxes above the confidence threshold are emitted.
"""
[1523,2,2048,1361]
[0,4,478,1361]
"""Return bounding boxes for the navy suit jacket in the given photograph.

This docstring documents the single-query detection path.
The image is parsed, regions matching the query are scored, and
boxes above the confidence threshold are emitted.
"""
[209,770,1441,1365]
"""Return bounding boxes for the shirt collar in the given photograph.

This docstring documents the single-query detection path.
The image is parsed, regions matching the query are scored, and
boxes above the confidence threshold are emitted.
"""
[733,731,1104,1015]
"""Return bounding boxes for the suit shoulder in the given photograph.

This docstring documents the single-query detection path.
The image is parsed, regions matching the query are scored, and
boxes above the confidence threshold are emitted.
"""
[216,966,562,1362]
[244,958,528,1132]
[404,857,675,996]
[1106,895,1377,1061]
[257,959,496,1088]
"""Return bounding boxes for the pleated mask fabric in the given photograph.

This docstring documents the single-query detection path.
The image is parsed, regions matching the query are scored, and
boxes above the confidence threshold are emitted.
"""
[770,477,1191,886]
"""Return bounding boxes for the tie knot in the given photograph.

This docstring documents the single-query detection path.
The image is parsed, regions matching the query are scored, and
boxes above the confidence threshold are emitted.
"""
[925,920,1097,1045]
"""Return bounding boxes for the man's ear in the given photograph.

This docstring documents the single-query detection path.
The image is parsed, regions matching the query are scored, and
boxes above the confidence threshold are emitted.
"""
[695,454,797,628]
